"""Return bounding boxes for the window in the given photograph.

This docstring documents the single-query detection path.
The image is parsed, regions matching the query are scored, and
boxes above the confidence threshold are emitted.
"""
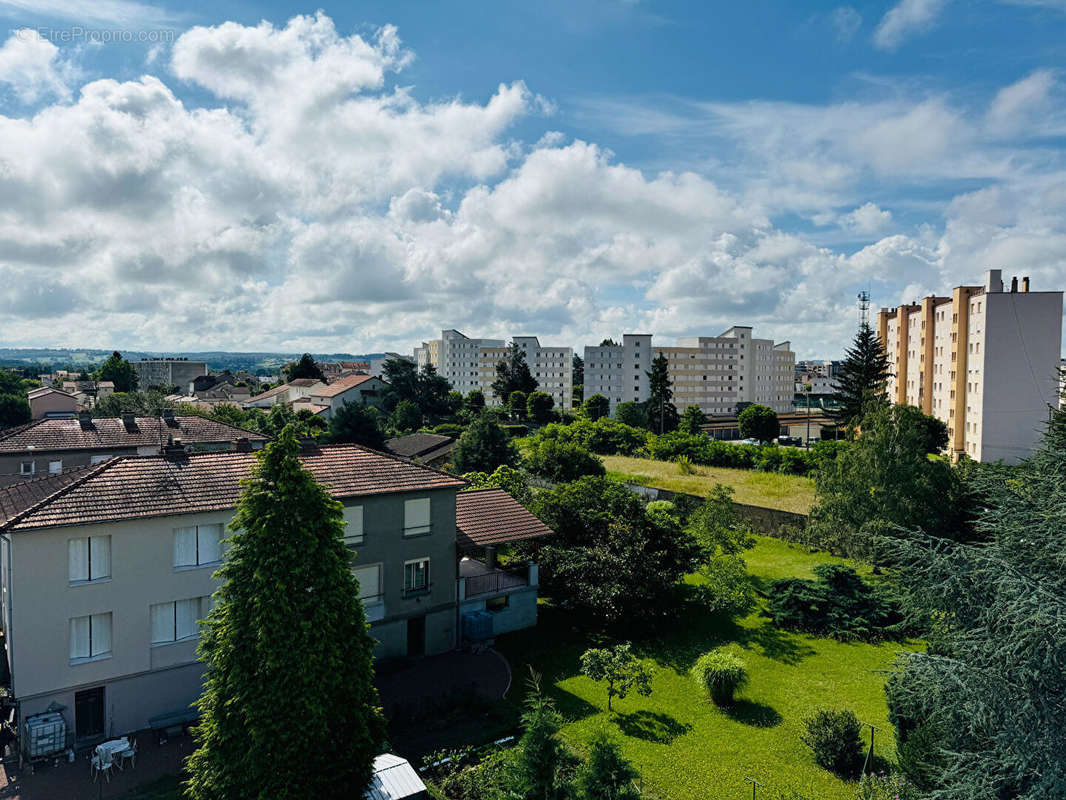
[343,505,364,545]
[173,524,222,568]
[49,460,63,475]
[353,563,383,602]
[486,595,509,613]
[90,455,111,465]
[404,558,430,593]
[19,461,34,476]
[70,612,111,663]
[150,597,209,645]
[403,498,431,537]
[69,536,111,583]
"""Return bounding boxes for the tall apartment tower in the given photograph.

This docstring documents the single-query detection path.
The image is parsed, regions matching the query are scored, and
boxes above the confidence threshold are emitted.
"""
[583,327,795,417]
[878,269,1062,464]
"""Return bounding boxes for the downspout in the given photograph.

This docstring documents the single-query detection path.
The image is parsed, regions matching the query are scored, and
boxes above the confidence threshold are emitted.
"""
[0,532,14,717]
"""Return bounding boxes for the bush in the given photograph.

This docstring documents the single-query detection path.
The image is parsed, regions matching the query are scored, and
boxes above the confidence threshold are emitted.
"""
[801,708,864,776]
[430,423,465,437]
[675,455,696,474]
[857,772,920,800]
[614,401,646,429]
[500,424,529,438]
[525,439,605,483]
[528,419,648,456]
[582,394,610,421]
[690,649,747,706]
[738,403,779,443]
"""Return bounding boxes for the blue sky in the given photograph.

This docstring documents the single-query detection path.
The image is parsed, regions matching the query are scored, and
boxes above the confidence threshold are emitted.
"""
[0,0,1064,357]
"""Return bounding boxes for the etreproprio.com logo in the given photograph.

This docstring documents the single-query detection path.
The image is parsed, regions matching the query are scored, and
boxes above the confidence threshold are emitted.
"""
[18,27,176,44]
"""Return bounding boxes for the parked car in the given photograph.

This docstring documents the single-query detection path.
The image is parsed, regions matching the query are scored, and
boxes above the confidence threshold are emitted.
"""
[739,437,761,445]
[777,435,802,447]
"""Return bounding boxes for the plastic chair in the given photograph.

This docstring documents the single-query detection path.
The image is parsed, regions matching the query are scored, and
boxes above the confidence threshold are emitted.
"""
[118,737,138,770]
[91,751,113,783]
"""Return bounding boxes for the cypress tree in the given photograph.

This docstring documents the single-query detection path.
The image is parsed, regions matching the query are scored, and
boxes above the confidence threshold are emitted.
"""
[830,322,891,427]
[645,353,678,433]
[186,426,386,800]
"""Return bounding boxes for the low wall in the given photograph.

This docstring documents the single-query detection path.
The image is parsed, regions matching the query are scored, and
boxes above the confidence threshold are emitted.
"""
[620,482,808,536]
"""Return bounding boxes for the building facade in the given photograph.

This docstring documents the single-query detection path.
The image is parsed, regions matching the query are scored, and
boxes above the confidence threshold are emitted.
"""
[583,327,795,416]
[878,269,1063,463]
[134,358,208,391]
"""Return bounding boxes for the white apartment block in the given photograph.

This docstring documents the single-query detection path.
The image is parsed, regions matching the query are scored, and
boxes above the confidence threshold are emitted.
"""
[879,269,1063,464]
[583,327,795,417]
[417,330,573,411]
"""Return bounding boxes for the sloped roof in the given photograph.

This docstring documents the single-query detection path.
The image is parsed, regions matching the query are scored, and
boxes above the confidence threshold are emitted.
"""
[366,754,426,800]
[312,374,380,398]
[385,433,455,460]
[0,443,466,532]
[0,466,99,526]
[455,488,554,550]
[27,387,76,400]
[245,379,325,404]
[0,416,268,454]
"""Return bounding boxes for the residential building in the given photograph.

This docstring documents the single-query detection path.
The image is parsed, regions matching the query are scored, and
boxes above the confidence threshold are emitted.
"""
[878,269,1063,463]
[60,381,115,407]
[27,387,79,420]
[243,378,326,409]
[369,353,414,378]
[583,328,795,417]
[0,411,268,486]
[385,433,457,469]
[317,361,371,380]
[134,358,208,391]
[293,375,389,419]
[0,443,550,744]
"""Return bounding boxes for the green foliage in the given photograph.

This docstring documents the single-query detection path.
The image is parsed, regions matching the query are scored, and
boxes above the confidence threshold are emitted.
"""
[583,394,610,421]
[644,432,818,475]
[383,358,419,411]
[446,390,465,416]
[416,363,454,422]
[501,424,529,438]
[389,398,422,433]
[857,772,921,800]
[571,354,584,389]
[0,368,23,396]
[462,465,533,507]
[675,454,695,474]
[430,422,466,437]
[95,350,139,392]
[452,413,520,474]
[492,342,538,405]
[738,403,779,443]
[644,353,678,433]
[508,390,528,421]
[679,405,706,435]
[528,418,649,456]
[801,708,864,777]
[767,564,902,642]
[466,389,486,414]
[284,352,325,382]
[91,390,175,418]
[185,427,386,799]
[0,393,31,429]
[690,649,748,706]
[575,730,640,800]
[515,682,576,800]
[327,401,386,449]
[614,401,646,429]
[579,644,653,712]
[687,485,757,615]
[525,438,605,483]
[830,323,891,427]
[526,391,555,425]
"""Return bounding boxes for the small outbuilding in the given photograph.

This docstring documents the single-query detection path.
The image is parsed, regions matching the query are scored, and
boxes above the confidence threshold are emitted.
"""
[365,753,428,800]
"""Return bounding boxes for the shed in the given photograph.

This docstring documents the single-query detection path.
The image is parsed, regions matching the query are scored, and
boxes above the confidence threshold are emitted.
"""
[365,753,428,800]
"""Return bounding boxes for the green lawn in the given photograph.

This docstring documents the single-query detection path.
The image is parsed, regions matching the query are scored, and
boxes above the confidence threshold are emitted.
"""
[496,535,911,800]
[601,454,816,514]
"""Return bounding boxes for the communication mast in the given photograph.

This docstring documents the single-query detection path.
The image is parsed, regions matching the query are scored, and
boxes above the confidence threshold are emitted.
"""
[857,289,871,327]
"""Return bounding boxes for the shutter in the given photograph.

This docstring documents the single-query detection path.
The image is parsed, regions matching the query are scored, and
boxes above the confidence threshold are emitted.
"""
[90,537,111,580]
[151,603,173,644]
[91,613,111,657]
[173,528,197,567]
[70,616,90,660]
[353,565,380,600]
[68,538,89,583]
[403,498,431,535]
[344,506,364,543]
[197,525,221,564]
[175,598,200,640]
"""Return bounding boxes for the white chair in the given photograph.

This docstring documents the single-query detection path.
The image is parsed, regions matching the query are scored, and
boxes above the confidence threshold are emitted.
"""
[118,737,138,770]
[91,751,113,783]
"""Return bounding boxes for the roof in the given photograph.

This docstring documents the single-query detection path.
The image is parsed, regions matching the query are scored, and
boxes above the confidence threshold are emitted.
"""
[0,443,467,532]
[385,433,455,460]
[27,387,75,400]
[0,416,269,454]
[312,374,378,398]
[245,379,324,404]
[366,754,426,800]
[0,467,98,526]
[455,488,554,550]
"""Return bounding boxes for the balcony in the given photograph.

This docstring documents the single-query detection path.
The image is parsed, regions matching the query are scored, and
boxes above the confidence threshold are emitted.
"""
[459,558,533,599]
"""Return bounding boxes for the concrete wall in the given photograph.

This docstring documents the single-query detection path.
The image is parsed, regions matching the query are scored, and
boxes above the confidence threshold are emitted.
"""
[460,586,538,637]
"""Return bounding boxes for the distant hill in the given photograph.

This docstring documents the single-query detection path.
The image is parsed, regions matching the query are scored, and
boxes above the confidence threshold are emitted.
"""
[0,348,388,376]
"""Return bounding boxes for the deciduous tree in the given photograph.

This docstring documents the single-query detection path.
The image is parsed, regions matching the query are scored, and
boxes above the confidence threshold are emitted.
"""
[583,394,610,421]
[96,351,139,393]
[327,401,386,449]
[526,391,554,424]
[284,353,325,382]
[580,644,653,712]
[452,413,519,474]
[738,404,779,443]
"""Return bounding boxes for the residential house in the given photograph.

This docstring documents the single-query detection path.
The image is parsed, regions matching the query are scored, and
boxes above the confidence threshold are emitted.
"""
[0,442,549,746]
[385,433,456,469]
[243,378,326,409]
[0,411,268,486]
[27,388,80,420]
[294,375,388,419]
[60,381,115,407]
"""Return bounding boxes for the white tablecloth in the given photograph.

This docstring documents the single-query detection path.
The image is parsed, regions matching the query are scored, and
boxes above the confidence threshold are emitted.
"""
[95,738,129,761]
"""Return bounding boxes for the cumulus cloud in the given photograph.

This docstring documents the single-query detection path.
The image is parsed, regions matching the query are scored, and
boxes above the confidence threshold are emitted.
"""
[873,0,949,50]
[986,69,1057,134]
[0,28,73,102]
[839,203,893,234]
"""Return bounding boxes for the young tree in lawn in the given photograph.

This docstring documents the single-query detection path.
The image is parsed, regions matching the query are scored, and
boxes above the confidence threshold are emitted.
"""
[508,390,528,421]
[389,399,422,434]
[186,427,386,800]
[614,401,646,429]
[515,674,574,800]
[583,394,610,421]
[679,405,706,435]
[327,401,386,449]
[491,342,538,405]
[579,644,653,712]
[284,353,325,382]
[830,323,891,428]
[95,351,139,393]
[452,413,519,474]
[738,404,779,443]
[644,354,678,433]
[526,391,555,424]
[575,731,640,800]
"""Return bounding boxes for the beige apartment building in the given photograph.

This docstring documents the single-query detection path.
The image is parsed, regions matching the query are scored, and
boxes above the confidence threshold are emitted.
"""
[583,327,795,417]
[878,269,1062,464]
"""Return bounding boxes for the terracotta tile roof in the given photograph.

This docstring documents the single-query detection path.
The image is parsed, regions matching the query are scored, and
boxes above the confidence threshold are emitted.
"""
[246,379,325,404]
[0,416,268,454]
[312,375,378,398]
[455,488,554,551]
[1,443,467,532]
[386,433,455,460]
[0,465,101,526]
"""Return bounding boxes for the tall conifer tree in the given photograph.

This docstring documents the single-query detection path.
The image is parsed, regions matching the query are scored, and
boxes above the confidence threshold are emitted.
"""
[830,323,891,426]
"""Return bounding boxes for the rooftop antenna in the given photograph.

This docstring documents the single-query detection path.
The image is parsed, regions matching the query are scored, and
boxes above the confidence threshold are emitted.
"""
[857,289,871,328]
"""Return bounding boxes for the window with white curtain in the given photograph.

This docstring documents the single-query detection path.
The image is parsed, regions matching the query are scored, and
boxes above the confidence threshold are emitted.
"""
[173,524,223,568]
[343,505,364,545]
[150,597,208,645]
[353,563,382,601]
[49,460,63,475]
[403,498,431,537]
[70,612,112,663]
[68,536,111,584]
[403,558,430,593]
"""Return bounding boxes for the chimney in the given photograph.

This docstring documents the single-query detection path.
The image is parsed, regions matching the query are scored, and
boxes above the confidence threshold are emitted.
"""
[234,437,252,453]
[985,269,1003,293]
[161,408,177,426]
[121,412,136,431]
[162,437,186,458]
[78,410,93,429]
[1022,276,1030,293]
[1011,276,1018,293]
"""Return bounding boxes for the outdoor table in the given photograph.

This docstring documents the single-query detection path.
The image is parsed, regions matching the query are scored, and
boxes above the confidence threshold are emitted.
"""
[94,737,129,763]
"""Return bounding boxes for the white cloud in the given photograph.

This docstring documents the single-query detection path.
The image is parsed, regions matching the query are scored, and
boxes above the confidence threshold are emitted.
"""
[839,202,893,234]
[873,0,949,50]
[0,28,73,102]
[0,0,180,27]
[830,6,863,41]
[986,69,1057,134]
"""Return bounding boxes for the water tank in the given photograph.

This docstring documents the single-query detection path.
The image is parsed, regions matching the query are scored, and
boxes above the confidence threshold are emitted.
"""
[24,712,66,760]
[462,611,493,642]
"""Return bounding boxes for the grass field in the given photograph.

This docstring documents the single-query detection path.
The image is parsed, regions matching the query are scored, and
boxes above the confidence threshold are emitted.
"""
[496,535,910,800]
[601,454,816,514]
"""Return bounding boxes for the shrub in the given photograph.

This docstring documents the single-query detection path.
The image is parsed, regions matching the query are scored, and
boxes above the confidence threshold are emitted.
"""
[525,439,605,483]
[614,401,646,429]
[857,772,921,800]
[500,424,529,438]
[675,455,696,474]
[690,649,747,706]
[801,708,864,776]
[528,419,648,456]
[430,422,465,437]
[582,394,610,421]
[738,403,779,443]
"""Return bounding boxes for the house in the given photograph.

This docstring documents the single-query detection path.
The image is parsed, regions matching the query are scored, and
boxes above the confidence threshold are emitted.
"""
[385,433,456,469]
[27,387,80,420]
[193,382,251,405]
[0,442,549,746]
[60,381,115,407]
[294,375,388,419]
[243,378,325,409]
[0,411,268,486]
